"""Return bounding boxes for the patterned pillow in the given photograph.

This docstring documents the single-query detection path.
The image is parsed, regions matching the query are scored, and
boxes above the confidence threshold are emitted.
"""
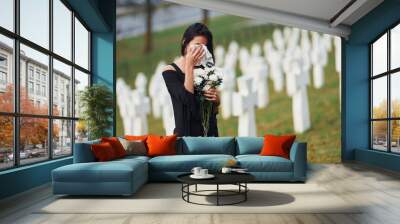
[119,138,147,156]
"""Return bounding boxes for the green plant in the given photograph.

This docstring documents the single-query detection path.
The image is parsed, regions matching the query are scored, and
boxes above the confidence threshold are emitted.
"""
[79,84,113,140]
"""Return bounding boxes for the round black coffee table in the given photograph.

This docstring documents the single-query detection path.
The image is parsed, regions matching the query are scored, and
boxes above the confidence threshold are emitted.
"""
[177,173,255,206]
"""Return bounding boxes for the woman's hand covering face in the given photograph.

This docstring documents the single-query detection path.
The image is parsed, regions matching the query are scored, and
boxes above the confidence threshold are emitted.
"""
[185,44,205,67]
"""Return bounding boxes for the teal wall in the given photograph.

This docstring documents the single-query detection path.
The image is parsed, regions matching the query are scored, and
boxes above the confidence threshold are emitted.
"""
[0,158,72,199]
[92,32,116,135]
[343,0,400,171]
[0,0,116,200]
[355,149,400,172]
[91,0,116,135]
[342,43,370,160]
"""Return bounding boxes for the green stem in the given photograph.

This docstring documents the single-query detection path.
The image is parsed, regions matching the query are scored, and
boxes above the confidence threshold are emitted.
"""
[201,100,213,137]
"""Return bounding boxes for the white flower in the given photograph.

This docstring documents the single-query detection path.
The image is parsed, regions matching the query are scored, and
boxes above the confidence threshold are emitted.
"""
[209,74,218,82]
[193,68,205,78]
[204,66,213,74]
[203,84,211,91]
[194,76,202,85]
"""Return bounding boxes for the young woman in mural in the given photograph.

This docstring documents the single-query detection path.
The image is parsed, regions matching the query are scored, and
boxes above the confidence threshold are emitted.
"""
[162,23,220,137]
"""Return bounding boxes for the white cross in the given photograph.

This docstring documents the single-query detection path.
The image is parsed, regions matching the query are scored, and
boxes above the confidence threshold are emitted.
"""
[233,76,257,137]
[273,29,285,52]
[287,51,311,133]
[311,32,327,89]
[239,47,250,75]
[300,30,311,86]
[334,36,342,111]
[251,43,262,57]
[214,45,225,67]
[264,40,284,92]
[160,82,175,135]
[249,56,269,108]
[116,79,131,135]
[117,73,150,135]
[220,67,236,119]
[149,61,166,119]
[135,72,147,95]
[128,88,150,135]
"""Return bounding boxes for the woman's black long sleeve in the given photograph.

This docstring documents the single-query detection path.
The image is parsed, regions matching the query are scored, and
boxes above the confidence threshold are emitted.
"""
[162,63,218,137]
[162,69,198,112]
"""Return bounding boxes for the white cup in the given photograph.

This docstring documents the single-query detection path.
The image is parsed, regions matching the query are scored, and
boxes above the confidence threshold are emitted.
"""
[191,167,202,176]
[200,169,208,176]
[221,167,232,174]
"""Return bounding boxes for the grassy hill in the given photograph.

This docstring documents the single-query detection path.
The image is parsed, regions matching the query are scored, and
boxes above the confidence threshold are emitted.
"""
[116,15,341,163]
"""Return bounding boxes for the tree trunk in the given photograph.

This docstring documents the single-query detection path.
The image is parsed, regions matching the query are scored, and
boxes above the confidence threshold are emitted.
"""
[144,0,153,53]
[202,9,209,25]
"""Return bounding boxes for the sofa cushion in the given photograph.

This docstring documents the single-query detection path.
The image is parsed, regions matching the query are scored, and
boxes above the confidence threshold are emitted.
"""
[236,155,293,172]
[53,158,147,183]
[235,137,264,155]
[179,137,235,155]
[117,155,150,162]
[149,154,235,172]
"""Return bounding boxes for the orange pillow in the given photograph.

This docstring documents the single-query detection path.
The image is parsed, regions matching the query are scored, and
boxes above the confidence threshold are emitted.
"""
[124,135,148,141]
[260,134,296,159]
[91,142,117,161]
[146,135,177,157]
[101,137,126,158]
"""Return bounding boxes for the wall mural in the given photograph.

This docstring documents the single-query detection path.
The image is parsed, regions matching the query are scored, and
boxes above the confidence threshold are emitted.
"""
[116,1,341,163]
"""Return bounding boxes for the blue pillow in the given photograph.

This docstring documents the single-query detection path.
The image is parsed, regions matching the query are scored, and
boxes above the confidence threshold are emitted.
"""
[180,137,235,155]
[235,137,264,155]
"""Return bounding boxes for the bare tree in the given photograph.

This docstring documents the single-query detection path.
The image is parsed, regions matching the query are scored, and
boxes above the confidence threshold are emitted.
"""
[202,9,209,25]
[144,0,153,53]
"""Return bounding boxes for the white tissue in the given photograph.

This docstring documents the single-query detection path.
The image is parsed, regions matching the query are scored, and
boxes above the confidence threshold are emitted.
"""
[196,45,214,68]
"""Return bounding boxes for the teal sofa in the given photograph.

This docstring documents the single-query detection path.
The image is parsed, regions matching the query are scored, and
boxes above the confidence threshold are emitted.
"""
[52,137,307,196]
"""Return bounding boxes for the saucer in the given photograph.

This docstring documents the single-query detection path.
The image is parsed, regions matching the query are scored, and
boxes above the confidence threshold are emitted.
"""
[190,174,215,179]
[232,170,249,174]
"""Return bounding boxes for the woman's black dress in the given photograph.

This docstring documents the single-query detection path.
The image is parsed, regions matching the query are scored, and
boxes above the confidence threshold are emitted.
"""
[162,63,218,137]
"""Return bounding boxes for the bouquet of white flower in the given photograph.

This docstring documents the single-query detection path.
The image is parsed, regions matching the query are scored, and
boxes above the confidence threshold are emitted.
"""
[193,45,223,136]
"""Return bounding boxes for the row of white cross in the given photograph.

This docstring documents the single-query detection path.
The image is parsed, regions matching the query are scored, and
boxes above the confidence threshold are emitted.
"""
[117,27,342,136]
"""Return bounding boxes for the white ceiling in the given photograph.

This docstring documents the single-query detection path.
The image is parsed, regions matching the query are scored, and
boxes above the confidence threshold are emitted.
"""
[165,0,384,38]
[226,0,352,23]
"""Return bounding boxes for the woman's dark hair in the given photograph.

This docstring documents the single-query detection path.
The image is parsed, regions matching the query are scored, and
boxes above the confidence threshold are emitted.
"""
[181,23,215,62]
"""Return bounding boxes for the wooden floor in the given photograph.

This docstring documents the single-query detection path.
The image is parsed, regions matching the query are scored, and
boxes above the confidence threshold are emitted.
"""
[1,162,400,224]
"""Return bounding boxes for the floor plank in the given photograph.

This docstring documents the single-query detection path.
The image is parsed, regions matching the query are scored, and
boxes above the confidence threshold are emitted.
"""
[1,162,400,224]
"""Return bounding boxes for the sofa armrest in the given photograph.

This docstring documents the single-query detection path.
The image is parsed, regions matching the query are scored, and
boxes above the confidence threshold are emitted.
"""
[73,140,99,163]
[289,142,307,181]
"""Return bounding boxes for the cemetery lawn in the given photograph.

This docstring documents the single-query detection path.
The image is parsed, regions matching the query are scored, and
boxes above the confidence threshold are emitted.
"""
[117,15,341,163]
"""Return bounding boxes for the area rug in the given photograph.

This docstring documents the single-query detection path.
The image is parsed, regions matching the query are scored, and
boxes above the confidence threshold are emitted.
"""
[37,183,361,214]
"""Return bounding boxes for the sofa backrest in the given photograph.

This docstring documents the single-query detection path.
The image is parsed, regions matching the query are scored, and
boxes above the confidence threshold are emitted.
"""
[235,137,264,155]
[177,137,236,155]
[74,137,274,161]
[73,139,100,163]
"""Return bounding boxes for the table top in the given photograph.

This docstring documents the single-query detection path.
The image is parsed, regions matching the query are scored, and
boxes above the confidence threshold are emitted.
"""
[177,172,255,185]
